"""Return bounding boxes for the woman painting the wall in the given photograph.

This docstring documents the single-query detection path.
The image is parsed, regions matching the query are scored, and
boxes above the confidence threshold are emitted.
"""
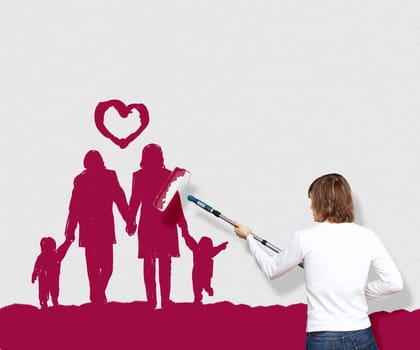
[233,173,403,350]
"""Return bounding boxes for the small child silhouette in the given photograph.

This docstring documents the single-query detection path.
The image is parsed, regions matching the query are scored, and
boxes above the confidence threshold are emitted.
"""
[182,232,228,304]
[31,237,72,309]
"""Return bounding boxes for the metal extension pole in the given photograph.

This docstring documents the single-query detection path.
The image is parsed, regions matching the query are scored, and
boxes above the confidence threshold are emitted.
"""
[187,195,304,269]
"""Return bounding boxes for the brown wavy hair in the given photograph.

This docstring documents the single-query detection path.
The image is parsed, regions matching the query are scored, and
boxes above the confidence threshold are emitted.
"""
[308,173,355,223]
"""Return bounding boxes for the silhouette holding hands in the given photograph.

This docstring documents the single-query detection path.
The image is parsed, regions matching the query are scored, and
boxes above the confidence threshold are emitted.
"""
[128,144,189,308]
[32,237,72,309]
[182,231,228,304]
[65,150,134,304]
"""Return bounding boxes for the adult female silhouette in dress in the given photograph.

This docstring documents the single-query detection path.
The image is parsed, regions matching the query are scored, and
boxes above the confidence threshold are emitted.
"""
[128,144,189,308]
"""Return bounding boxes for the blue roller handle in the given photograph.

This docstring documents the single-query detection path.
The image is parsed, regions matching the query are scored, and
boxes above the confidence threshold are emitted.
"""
[187,195,215,215]
[187,195,304,268]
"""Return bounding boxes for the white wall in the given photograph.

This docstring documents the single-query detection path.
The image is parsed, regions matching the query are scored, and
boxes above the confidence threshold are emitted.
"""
[1,1,418,312]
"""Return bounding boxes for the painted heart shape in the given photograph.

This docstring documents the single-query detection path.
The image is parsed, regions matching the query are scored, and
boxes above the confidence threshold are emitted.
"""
[94,99,149,149]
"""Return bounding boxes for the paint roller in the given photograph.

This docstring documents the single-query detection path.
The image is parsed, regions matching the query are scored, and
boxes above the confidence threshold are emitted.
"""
[153,167,303,268]
[153,167,191,211]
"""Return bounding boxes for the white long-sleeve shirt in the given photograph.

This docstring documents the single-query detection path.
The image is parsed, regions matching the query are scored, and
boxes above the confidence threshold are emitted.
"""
[247,222,403,332]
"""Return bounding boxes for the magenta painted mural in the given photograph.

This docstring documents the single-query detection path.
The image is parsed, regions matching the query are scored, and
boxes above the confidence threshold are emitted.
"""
[0,99,418,350]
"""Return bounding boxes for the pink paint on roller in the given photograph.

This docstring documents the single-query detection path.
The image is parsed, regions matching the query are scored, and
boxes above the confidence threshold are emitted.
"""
[154,167,190,211]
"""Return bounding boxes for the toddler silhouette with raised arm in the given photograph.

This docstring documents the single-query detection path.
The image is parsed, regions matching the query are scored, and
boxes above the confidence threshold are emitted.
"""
[182,231,228,304]
[31,237,72,309]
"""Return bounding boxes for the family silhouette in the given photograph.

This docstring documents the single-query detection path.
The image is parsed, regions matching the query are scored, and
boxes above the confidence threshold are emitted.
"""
[31,144,227,309]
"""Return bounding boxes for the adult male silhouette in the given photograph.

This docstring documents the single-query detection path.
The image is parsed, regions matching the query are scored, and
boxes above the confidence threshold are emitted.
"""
[65,150,133,304]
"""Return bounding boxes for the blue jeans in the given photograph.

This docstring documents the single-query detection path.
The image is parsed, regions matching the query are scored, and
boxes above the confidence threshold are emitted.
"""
[306,327,378,350]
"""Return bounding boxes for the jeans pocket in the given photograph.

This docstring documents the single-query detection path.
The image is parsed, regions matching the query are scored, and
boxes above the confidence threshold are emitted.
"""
[351,329,378,350]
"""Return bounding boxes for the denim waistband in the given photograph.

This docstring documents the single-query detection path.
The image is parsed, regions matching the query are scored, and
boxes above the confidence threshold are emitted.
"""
[306,327,372,337]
